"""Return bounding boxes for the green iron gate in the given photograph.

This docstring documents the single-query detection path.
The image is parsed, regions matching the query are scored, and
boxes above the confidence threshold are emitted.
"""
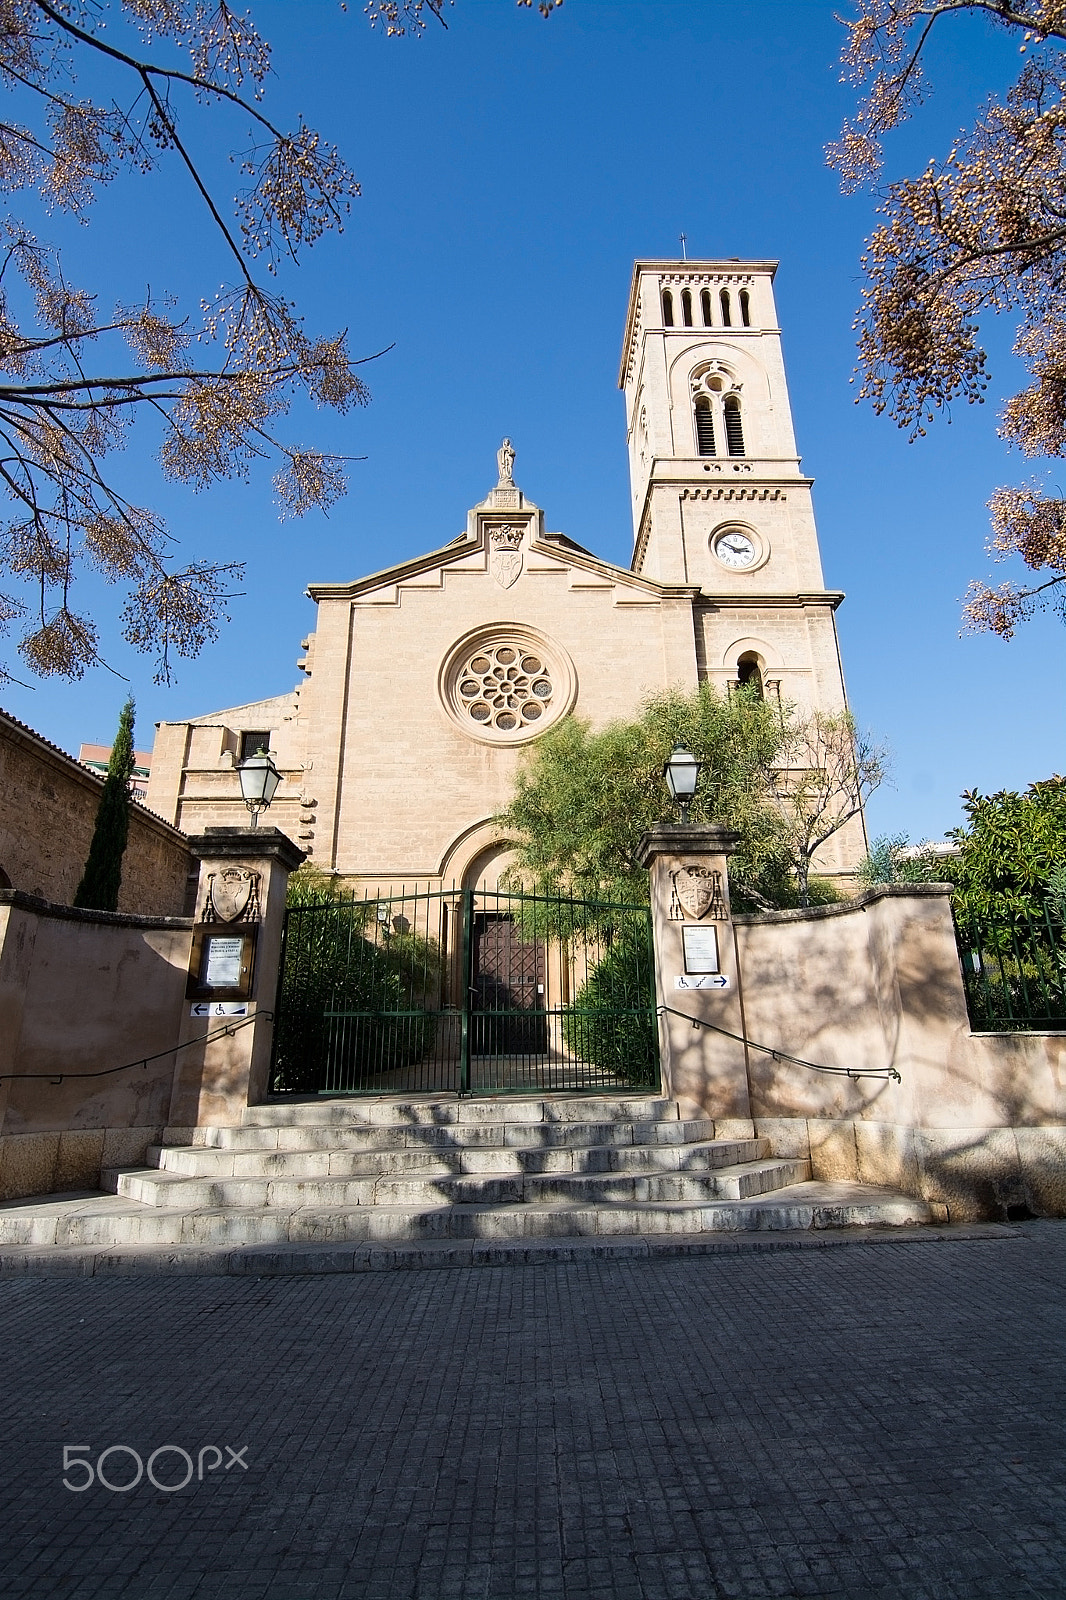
[955,905,1066,1032]
[269,887,660,1096]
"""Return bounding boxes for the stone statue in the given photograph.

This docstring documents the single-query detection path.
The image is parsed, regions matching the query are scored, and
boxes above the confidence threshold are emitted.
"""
[497,437,515,486]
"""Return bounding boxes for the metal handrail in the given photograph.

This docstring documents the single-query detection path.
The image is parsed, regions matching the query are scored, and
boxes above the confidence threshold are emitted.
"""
[0,1011,270,1085]
[657,1003,902,1083]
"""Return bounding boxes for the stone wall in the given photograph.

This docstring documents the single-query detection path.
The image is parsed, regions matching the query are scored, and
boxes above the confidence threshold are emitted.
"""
[0,892,194,1199]
[0,828,303,1202]
[730,886,1066,1221]
[0,710,193,914]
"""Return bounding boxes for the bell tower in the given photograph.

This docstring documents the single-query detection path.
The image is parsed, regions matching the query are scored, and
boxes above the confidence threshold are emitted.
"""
[618,259,849,719]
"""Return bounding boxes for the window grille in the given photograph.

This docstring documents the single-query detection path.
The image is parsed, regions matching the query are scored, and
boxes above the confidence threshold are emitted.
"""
[239,730,271,762]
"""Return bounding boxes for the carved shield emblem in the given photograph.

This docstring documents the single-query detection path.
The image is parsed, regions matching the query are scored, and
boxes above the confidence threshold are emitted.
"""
[491,549,522,589]
[489,524,523,590]
[671,867,725,921]
[206,866,259,923]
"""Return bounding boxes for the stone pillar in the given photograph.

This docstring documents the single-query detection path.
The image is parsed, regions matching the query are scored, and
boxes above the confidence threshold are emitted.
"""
[636,824,753,1136]
[168,827,305,1129]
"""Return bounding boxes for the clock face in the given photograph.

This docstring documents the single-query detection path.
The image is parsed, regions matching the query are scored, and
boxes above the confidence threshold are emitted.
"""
[714,531,757,569]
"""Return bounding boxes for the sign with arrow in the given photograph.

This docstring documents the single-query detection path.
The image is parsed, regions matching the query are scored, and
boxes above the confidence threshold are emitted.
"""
[189,1001,250,1018]
[675,975,729,991]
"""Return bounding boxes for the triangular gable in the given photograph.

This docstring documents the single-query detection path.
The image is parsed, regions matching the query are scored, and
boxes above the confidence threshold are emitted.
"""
[307,496,696,608]
[183,690,298,727]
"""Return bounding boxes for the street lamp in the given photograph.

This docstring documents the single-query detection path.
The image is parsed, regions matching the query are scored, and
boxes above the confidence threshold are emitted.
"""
[663,746,702,824]
[237,749,282,827]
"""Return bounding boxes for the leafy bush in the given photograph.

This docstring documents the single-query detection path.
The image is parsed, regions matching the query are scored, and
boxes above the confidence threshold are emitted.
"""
[856,834,945,887]
[562,927,659,1088]
[272,892,441,1093]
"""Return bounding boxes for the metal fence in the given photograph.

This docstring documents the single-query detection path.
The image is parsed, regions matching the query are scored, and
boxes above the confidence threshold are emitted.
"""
[270,886,660,1096]
[955,906,1066,1032]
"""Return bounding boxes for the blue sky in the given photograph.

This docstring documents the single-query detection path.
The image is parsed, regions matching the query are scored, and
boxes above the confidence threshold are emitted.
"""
[2,0,1062,843]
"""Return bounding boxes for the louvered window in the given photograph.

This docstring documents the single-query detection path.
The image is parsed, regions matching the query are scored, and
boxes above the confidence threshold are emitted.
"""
[720,289,732,327]
[661,290,674,327]
[739,289,751,327]
[681,289,693,327]
[695,397,716,456]
[724,397,745,456]
[701,289,713,326]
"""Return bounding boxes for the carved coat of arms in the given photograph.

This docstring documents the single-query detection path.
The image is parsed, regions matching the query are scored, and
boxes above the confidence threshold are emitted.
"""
[204,866,261,923]
[489,523,523,590]
[669,866,726,921]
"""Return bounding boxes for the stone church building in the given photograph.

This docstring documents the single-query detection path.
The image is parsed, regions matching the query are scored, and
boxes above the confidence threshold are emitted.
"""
[145,259,862,890]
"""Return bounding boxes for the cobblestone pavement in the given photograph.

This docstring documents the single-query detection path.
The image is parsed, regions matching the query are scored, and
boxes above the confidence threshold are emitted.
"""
[0,1226,1063,1600]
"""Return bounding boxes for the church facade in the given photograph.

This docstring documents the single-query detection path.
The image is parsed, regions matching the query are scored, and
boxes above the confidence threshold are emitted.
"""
[145,259,863,889]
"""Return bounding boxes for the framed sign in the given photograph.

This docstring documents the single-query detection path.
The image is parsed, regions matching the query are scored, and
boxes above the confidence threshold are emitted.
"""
[187,923,258,1000]
[682,923,720,975]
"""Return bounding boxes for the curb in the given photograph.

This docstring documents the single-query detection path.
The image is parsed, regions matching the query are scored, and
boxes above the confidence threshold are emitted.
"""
[0,1223,1021,1278]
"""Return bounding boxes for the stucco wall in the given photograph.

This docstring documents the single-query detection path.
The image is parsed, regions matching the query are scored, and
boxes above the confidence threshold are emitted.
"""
[0,711,194,914]
[731,886,1066,1220]
[0,893,193,1199]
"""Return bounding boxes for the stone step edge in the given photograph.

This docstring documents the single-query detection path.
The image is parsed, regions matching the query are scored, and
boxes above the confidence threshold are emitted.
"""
[239,1095,679,1128]
[103,1156,810,1206]
[149,1135,766,1168]
[0,1224,1021,1277]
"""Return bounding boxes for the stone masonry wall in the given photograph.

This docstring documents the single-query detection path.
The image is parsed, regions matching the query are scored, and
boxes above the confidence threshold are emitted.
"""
[0,710,193,915]
[730,887,1066,1221]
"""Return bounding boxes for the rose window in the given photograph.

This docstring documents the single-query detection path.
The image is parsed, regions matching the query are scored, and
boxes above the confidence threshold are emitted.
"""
[456,643,553,732]
[439,625,575,744]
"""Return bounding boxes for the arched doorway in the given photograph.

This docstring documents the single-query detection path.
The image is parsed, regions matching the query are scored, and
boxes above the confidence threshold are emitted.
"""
[459,843,548,1058]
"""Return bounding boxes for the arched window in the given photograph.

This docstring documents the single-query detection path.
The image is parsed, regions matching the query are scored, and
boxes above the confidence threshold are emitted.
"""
[739,288,751,327]
[724,395,745,456]
[720,288,732,327]
[661,289,674,327]
[681,289,693,327]
[694,396,716,456]
[737,653,763,698]
[701,289,713,326]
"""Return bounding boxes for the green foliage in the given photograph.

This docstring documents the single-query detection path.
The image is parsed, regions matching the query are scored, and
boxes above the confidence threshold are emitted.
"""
[285,867,349,908]
[73,697,135,913]
[498,685,793,912]
[856,833,946,888]
[943,777,1066,923]
[562,926,659,1088]
[272,889,442,1093]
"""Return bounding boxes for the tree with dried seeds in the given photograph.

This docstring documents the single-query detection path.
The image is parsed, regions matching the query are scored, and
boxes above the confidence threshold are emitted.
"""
[0,0,370,686]
[829,0,1066,637]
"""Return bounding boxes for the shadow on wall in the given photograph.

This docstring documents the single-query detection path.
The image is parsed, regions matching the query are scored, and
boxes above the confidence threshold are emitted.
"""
[733,887,1066,1221]
[0,891,194,1200]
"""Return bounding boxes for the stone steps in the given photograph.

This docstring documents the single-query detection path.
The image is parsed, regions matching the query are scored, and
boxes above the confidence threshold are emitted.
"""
[103,1155,809,1211]
[3,1094,936,1257]
[233,1095,677,1127]
[0,1184,935,1249]
[145,1135,770,1179]
[186,1117,715,1153]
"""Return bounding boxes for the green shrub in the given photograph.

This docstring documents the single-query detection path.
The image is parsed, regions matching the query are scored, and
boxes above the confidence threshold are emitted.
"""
[272,894,440,1092]
[562,927,659,1087]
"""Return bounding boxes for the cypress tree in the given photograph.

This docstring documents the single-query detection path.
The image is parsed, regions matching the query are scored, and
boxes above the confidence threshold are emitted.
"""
[73,697,136,912]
